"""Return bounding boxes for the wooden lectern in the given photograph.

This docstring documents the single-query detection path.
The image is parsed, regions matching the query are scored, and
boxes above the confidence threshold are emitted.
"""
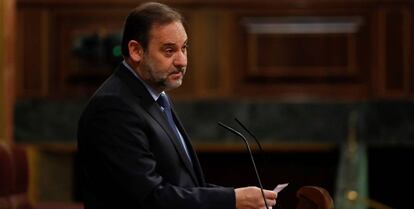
[296,186,334,209]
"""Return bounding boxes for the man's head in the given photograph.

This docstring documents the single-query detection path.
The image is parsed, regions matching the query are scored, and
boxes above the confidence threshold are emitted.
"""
[122,2,188,93]
[121,2,185,57]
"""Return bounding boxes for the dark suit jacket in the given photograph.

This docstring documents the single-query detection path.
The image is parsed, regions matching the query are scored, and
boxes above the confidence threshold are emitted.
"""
[77,64,235,209]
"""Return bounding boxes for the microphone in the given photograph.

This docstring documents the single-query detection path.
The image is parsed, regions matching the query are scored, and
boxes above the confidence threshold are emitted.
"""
[234,118,268,167]
[218,122,269,209]
[235,117,263,151]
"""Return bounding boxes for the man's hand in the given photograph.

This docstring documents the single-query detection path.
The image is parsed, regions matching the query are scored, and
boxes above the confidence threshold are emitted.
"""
[235,186,277,209]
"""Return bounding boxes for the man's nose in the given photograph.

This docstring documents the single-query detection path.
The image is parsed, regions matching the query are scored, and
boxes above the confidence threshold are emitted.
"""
[174,51,187,67]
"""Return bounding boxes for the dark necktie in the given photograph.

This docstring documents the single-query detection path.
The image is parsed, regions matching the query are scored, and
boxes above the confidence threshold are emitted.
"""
[156,93,192,162]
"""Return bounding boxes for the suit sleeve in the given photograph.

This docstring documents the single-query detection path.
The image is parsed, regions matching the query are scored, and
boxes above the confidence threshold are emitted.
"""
[78,95,235,209]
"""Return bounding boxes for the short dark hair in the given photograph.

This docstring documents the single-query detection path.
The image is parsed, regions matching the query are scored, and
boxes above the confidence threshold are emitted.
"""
[121,2,184,57]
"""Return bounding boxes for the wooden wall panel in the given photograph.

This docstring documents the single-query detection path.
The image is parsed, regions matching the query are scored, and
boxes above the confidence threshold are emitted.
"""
[15,0,414,100]
[17,9,49,99]
[241,16,362,79]
[377,7,411,98]
[234,9,372,99]
[181,9,235,99]
[52,10,126,98]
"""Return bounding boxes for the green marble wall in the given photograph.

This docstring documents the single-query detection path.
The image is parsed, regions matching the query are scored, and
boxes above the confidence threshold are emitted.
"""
[14,100,414,146]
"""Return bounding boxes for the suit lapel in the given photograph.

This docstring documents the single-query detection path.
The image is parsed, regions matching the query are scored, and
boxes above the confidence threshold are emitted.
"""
[148,103,196,170]
[115,65,200,186]
[146,98,200,186]
[171,108,207,186]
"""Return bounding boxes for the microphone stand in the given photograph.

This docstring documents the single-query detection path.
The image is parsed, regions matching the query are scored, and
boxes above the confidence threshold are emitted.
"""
[218,122,269,209]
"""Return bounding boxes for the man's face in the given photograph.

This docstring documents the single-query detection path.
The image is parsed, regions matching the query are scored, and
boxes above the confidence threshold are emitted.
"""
[139,21,188,93]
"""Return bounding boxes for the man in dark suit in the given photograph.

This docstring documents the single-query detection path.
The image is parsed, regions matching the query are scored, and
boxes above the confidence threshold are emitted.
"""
[77,2,277,209]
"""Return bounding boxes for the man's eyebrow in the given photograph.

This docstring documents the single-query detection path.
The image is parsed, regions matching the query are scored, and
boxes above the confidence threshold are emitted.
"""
[161,43,176,47]
[161,40,188,48]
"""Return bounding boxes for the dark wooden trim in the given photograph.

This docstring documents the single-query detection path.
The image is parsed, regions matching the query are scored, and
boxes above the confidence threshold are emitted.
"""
[16,0,407,9]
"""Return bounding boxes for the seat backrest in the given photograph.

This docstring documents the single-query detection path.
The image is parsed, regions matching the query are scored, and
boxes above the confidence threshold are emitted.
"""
[10,144,32,209]
[0,142,32,209]
[296,186,334,209]
[0,143,14,209]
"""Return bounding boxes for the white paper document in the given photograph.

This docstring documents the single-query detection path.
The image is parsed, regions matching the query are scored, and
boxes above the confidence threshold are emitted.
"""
[273,183,289,193]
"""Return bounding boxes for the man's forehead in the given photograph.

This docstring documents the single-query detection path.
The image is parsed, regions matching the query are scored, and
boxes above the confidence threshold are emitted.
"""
[149,21,187,45]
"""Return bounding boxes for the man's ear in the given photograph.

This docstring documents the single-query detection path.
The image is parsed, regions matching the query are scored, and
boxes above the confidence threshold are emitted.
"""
[128,40,144,62]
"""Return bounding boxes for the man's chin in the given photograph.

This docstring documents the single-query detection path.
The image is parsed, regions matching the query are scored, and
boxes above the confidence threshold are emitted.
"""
[164,80,183,91]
